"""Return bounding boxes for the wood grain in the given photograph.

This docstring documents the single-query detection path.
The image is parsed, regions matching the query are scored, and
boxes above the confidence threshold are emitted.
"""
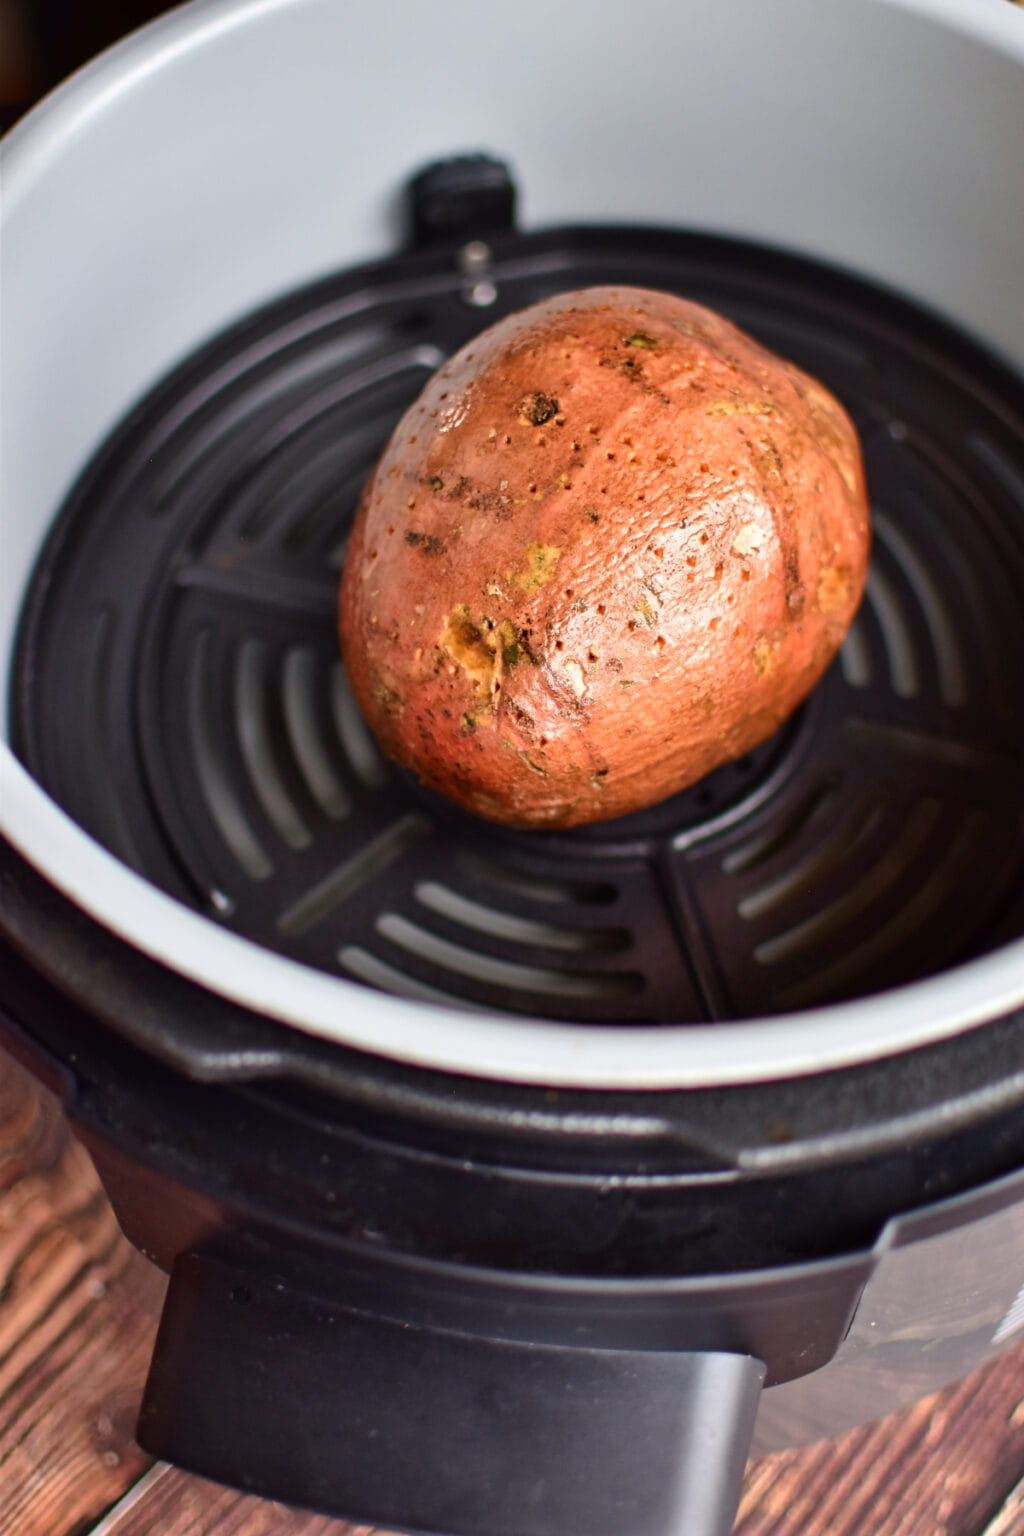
[0,1050,164,1536]
[736,1351,1024,1536]
[87,1464,372,1536]
[983,1477,1024,1536]
[2,1045,1023,1536]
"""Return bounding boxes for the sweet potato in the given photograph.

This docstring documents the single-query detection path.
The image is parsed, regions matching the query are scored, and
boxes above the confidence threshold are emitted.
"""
[339,286,869,828]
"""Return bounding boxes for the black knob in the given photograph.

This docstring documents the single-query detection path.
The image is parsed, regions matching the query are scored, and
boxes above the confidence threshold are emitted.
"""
[408,153,518,248]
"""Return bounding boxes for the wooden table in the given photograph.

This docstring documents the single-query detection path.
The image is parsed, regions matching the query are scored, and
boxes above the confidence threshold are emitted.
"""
[2,1046,1023,1536]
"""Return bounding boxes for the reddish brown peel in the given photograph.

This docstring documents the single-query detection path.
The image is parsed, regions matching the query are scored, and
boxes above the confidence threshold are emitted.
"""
[339,286,870,828]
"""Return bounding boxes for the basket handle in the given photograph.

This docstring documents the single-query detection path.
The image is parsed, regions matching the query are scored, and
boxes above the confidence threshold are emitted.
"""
[139,1249,764,1536]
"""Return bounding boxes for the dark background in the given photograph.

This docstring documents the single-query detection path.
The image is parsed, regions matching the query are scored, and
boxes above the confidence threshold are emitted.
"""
[0,0,178,126]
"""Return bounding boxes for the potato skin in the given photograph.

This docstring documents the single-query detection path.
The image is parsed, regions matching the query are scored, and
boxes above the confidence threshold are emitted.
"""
[339,286,869,828]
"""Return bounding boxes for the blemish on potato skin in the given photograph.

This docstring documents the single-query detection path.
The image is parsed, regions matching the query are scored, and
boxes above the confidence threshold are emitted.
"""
[506,699,537,737]
[631,585,661,628]
[375,682,404,717]
[468,488,511,514]
[440,606,499,696]
[817,564,852,614]
[500,619,532,669]
[519,750,547,777]
[732,522,763,557]
[513,542,562,593]
[707,399,776,417]
[517,392,559,426]
[405,530,445,554]
[563,659,588,697]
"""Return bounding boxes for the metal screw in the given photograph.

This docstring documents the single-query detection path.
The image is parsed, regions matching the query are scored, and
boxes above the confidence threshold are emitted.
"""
[457,240,493,274]
[457,242,498,306]
[464,279,498,307]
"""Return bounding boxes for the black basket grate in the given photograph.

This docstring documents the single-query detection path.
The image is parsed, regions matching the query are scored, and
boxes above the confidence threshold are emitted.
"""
[12,225,1024,1024]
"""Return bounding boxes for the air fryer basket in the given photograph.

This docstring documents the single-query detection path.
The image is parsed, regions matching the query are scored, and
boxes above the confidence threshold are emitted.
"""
[3,0,1023,1090]
[11,173,1024,1025]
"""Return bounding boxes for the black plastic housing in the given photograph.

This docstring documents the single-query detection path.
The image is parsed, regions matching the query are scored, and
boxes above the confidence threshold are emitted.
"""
[141,1251,765,1536]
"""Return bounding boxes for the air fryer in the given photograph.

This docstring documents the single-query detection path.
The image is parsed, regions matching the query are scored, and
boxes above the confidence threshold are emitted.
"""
[1,4,1023,1536]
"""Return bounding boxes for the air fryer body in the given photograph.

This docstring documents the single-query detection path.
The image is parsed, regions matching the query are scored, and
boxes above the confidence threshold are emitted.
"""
[2,2,1024,1534]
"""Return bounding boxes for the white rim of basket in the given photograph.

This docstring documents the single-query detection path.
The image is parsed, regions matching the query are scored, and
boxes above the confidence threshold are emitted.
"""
[1,0,1023,1090]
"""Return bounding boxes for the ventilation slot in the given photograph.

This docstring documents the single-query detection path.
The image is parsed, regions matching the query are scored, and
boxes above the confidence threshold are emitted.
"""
[331,665,390,789]
[739,785,891,922]
[874,511,967,708]
[775,809,990,1006]
[415,881,630,953]
[376,913,643,1001]
[754,798,942,967]
[456,853,618,907]
[236,639,311,850]
[722,777,841,877]
[863,566,919,699]
[340,946,503,1013]
[281,648,351,819]
[188,629,272,881]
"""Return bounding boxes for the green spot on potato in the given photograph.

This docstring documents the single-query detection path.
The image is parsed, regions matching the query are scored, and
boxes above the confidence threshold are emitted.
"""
[513,542,562,594]
[499,618,533,669]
